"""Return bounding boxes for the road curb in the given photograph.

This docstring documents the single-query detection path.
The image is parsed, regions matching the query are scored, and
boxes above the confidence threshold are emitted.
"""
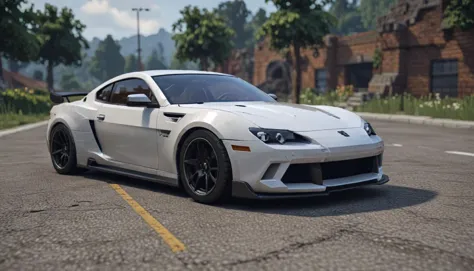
[357,112,474,129]
[0,120,48,138]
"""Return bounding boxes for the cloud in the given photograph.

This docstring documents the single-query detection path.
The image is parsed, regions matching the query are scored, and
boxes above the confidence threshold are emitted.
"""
[80,0,160,36]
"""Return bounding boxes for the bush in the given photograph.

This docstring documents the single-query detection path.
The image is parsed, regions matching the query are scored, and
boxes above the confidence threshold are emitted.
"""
[299,88,474,121]
[0,88,52,115]
[354,93,474,121]
[300,87,348,105]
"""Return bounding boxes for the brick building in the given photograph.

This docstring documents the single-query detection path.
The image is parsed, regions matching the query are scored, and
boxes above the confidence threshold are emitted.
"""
[219,0,474,98]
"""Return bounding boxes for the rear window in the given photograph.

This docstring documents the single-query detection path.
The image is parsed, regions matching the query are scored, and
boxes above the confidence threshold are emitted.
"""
[152,74,275,104]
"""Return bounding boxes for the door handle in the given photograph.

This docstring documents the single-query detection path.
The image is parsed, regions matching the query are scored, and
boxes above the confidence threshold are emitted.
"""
[97,114,105,121]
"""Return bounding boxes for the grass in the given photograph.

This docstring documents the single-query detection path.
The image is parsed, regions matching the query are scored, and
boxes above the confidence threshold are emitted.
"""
[0,88,52,130]
[354,94,474,121]
[0,113,49,130]
[300,87,474,121]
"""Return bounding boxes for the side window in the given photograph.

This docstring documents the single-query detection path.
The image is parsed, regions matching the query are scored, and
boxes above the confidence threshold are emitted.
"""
[96,84,113,102]
[109,78,155,105]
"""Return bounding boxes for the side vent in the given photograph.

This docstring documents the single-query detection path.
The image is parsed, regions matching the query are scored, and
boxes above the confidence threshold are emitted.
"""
[89,120,102,151]
[158,129,171,138]
[163,112,185,122]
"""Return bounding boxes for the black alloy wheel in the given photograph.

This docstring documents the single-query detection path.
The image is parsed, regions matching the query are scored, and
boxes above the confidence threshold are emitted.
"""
[183,138,219,196]
[51,128,71,169]
[49,124,81,174]
[179,129,232,204]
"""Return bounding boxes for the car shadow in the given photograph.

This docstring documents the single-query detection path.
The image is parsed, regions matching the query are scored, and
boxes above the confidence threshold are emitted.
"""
[80,170,437,218]
[219,185,437,218]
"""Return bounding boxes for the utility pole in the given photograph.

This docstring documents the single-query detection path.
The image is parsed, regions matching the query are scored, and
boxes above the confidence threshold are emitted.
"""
[132,8,149,71]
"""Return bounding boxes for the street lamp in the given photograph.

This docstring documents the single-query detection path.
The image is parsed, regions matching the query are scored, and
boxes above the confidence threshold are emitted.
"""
[132,8,150,71]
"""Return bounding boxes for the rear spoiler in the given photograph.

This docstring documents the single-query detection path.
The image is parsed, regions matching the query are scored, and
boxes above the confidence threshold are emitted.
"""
[49,91,89,104]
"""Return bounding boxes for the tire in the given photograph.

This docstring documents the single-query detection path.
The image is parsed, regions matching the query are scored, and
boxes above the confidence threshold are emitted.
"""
[178,129,232,204]
[49,123,83,175]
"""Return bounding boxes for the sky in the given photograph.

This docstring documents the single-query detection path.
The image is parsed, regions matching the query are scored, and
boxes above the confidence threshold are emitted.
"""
[30,0,276,40]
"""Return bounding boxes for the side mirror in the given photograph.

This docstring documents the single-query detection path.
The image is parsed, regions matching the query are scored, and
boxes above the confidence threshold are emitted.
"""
[268,93,278,101]
[126,93,152,107]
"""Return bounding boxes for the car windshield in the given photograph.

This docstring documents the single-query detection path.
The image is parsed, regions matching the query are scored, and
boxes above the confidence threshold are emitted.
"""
[152,74,276,104]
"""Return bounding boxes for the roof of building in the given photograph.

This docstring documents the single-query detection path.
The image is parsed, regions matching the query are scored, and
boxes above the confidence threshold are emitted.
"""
[376,0,442,33]
[2,69,47,90]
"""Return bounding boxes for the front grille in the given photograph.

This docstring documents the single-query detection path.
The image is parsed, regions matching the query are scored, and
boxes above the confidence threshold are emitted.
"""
[281,156,378,184]
[320,156,378,180]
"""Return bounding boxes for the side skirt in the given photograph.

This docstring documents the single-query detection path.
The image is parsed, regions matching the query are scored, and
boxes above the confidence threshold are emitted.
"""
[87,159,179,187]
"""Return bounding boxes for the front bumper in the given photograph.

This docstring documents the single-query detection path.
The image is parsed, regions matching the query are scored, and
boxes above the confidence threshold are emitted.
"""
[232,174,390,199]
[223,127,387,196]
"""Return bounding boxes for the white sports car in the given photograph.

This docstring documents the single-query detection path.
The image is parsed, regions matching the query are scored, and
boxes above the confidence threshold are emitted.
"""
[47,70,389,203]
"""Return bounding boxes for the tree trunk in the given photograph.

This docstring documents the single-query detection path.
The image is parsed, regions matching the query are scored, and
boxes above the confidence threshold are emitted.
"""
[0,57,4,90]
[46,61,54,91]
[293,43,302,104]
[200,57,208,71]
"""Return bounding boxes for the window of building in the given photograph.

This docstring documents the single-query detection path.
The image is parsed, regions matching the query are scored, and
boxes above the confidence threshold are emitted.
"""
[315,69,327,92]
[109,78,154,105]
[431,59,458,97]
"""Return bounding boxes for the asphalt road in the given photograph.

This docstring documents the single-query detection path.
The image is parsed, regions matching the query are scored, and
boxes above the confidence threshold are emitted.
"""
[1,120,473,271]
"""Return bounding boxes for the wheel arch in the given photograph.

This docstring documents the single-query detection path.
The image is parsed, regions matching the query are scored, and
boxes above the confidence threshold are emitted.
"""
[175,127,214,179]
[47,118,74,147]
[174,126,232,188]
[173,121,224,168]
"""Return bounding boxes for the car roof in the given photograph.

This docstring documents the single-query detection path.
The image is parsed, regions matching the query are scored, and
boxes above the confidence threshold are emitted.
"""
[136,70,231,77]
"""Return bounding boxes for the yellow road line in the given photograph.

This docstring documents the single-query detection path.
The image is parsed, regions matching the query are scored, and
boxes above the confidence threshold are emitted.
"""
[109,183,186,252]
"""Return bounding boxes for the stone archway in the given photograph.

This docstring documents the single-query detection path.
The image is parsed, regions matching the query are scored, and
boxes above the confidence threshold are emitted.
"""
[257,60,292,100]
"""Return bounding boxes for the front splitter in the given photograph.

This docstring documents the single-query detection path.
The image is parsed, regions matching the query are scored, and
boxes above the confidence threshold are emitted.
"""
[231,174,390,200]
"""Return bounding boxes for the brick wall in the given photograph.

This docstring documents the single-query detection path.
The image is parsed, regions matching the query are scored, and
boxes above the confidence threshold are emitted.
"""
[252,40,284,86]
[218,0,474,98]
[250,32,378,90]
[401,4,474,97]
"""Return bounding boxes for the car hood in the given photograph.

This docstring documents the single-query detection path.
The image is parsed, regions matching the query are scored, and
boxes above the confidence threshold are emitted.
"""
[178,102,363,132]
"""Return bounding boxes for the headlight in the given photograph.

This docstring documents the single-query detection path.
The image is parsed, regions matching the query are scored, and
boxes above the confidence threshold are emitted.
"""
[249,128,309,144]
[364,122,376,136]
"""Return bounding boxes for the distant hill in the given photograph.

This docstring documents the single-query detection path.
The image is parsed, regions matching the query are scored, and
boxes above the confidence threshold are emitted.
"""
[17,28,176,89]
[85,28,175,66]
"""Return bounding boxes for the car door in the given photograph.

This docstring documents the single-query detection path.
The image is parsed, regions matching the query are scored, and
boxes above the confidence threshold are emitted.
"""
[94,78,160,169]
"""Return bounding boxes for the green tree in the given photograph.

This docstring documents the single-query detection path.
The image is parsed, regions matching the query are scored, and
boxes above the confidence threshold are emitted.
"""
[157,42,166,65]
[34,4,89,90]
[245,8,269,46]
[146,49,167,70]
[33,70,44,81]
[329,0,366,35]
[89,35,125,81]
[0,0,39,86]
[360,0,395,30]
[169,54,199,70]
[172,6,235,71]
[215,0,252,49]
[124,54,138,73]
[252,8,268,30]
[444,0,474,30]
[257,0,334,104]
[60,71,81,91]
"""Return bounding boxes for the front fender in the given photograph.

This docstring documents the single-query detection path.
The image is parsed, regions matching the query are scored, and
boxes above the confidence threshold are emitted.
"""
[157,108,259,175]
